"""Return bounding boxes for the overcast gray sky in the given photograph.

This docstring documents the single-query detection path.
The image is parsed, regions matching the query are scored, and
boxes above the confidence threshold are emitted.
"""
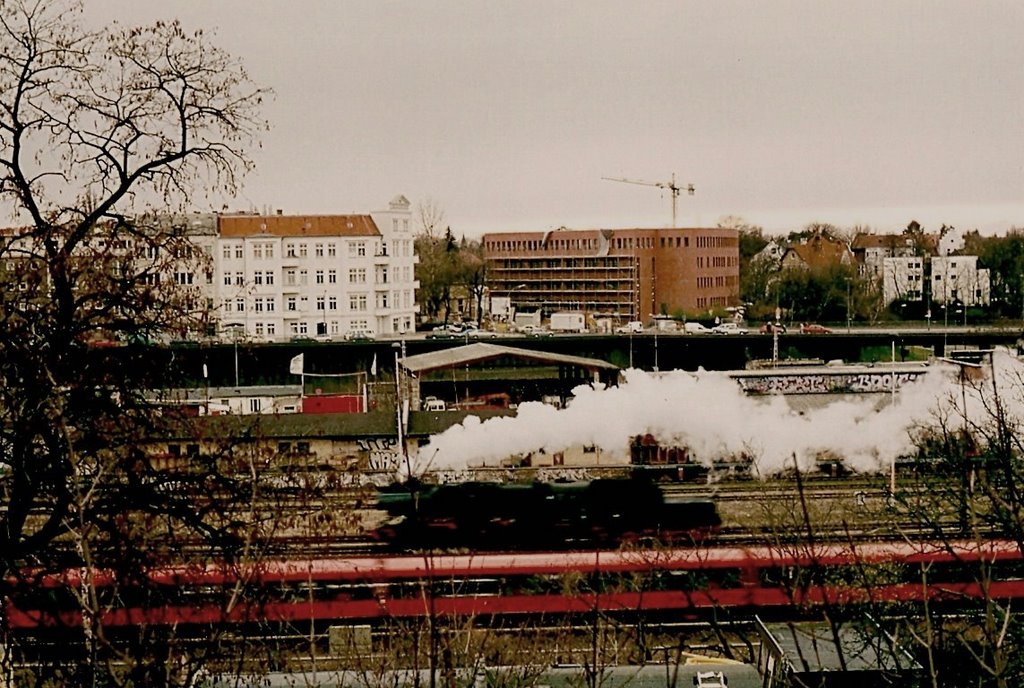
[87,1,1023,237]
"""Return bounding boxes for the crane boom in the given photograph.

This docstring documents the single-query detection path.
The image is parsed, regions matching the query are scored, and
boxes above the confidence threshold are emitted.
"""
[602,172,695,227]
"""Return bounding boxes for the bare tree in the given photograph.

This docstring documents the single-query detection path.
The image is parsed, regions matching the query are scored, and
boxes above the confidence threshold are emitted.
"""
[0,0,269,683]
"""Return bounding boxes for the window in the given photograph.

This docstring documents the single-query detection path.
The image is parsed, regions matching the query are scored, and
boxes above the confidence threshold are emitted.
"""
[287,296,297,311]
[278,442,291,453]
[265,297,275,312]
[234,272,244,286]
[253,244,263,259]
[377,292,389,309]
[316,296,325,311]
[315,270,324,284]
[285,269,296,286]
[236,298,245,312]
[254,272,263,285]
[299,243,308,258]
[350,294,367,311]
[249,398,261,413]
[296,441,310,454]
[315,243,324,257]
[349,241,366,257]
[266,323,276,335]
[265,270,275,285]
[298,322,308,335]
[265,244,274,259]
[255,322,264,336]
[328,269,337,284]
[328,296,337,310]
[222,245,231,259]
[299,269,308,285]
[327,242,336,256]
[254,298,264,312]
[223,274,232,286]
[234,246,243,259]
[349,268,366,284]
[286,243,296,258]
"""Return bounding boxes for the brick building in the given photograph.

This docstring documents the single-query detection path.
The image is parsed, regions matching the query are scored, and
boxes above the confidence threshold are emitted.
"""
[482,227,739,321]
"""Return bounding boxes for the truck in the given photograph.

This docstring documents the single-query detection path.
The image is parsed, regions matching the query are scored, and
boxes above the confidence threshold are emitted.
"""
[548,311,586,333]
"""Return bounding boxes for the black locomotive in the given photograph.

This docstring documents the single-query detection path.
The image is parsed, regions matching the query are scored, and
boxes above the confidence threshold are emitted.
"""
[370,478,720,550]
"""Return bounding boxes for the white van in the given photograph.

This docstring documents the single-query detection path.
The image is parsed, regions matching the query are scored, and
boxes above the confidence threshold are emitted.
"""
[423,397,446,411]
[683,322,711,334]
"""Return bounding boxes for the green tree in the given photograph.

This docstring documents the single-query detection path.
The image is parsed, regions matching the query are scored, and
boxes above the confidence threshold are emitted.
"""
[415,226,465,323]
[964,229,1024,318]
[786,221,842,244]
[459,238,488,323]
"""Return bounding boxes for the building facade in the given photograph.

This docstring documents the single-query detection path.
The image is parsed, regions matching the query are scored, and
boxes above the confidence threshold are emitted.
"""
[851,233,918,283]
[482,227,739,321]
[930,255,990,307]
[882,256,927,303]
[214,196,419,340]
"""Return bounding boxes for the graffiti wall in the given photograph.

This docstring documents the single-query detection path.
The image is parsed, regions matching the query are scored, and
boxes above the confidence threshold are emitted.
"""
[734,370,927,395]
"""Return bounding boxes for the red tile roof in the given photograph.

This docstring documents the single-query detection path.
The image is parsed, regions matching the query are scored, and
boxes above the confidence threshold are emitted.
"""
[217,215,380,238]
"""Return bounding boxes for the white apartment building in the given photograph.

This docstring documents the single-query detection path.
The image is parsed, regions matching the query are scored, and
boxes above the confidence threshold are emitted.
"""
[930,255,990,307]
[882,256,927,303]
[882,255,990,307]
[214,196,419,340]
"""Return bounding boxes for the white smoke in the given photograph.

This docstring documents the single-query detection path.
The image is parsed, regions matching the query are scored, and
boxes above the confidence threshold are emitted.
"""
[411,349,1024,478]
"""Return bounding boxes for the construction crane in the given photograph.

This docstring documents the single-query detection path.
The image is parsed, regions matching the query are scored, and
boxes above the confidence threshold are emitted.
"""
[602,172,695,227]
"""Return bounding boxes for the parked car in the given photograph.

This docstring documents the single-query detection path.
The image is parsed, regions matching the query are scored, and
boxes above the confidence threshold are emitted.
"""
[520,325,552,337]
[682,322,712,334]
[466,327,498,339]
[760,322,787,334]
[426,329,460,340]
[343,330,373,341]
[615,321,643,334]
[711,322,749,335]
[800,323,833,334]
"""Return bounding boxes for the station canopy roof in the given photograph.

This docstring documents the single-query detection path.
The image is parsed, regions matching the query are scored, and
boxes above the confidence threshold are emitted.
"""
[398,342,619,376]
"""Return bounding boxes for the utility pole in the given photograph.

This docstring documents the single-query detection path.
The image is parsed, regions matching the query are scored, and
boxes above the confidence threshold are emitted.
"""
[602,173,695,227]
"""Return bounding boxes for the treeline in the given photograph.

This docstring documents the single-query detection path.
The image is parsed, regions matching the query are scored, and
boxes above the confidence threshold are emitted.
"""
[736,219,1024,325]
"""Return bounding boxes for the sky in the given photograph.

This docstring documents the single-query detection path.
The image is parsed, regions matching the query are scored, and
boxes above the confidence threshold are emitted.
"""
[85,1,1024,237]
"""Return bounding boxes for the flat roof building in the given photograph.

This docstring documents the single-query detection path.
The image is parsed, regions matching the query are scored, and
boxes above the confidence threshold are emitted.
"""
[482,226,739,322]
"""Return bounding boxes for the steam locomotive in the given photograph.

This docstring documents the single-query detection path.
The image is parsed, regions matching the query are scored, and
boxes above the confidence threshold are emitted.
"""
[370,478,721,550]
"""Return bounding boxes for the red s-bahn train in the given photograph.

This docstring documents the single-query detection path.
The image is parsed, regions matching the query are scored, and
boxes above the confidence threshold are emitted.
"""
[8,539,1023,629]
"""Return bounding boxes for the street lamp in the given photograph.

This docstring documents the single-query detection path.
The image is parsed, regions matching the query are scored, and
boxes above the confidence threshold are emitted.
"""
[509,283,527,327]
[223,322,244,386]
[392,342,408,475]
[650,314,659,372]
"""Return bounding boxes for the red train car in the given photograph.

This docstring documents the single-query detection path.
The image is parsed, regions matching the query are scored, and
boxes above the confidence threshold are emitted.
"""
[8,540,1024,629]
